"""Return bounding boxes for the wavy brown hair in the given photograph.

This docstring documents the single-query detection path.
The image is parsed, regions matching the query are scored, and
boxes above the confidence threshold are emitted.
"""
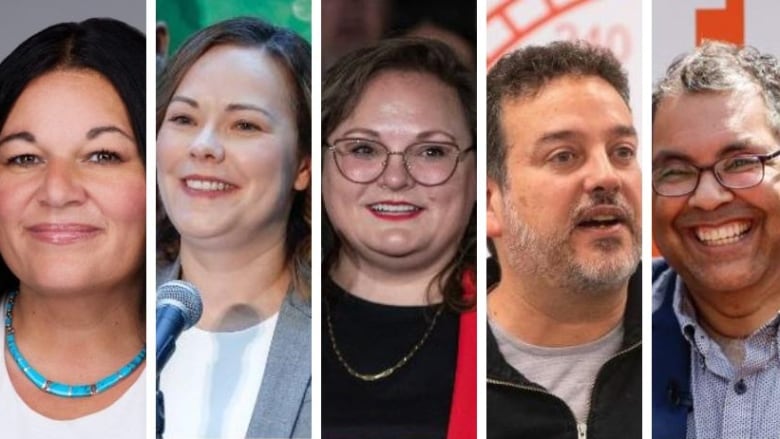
[156,17,311,297]
[322,38,475,312]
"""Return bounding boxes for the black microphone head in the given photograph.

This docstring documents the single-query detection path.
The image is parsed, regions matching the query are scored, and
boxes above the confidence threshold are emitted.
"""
[156,280,203,330]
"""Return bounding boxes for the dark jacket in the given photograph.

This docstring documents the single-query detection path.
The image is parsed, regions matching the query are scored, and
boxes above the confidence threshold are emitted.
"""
[486,259,642,439]
[651,259,690,439]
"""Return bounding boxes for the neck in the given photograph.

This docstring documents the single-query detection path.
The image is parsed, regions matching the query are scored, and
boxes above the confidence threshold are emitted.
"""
[10,281,144,361]
[686,273,780,338]
[330,248,454,306]
[489,269,627,347]
[179,236,291,331]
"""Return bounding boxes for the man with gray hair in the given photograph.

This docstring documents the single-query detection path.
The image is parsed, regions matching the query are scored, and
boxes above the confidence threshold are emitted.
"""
[653,41,780,439]
[486,40,641,438]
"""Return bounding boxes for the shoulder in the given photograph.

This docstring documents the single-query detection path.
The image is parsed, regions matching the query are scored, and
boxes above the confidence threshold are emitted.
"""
[283,287,311,321]
[273,288,311,348]
[652,257,679,313]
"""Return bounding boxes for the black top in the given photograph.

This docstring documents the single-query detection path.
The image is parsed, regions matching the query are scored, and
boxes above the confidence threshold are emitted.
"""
[322,276,459,439]
[486,258,643,439]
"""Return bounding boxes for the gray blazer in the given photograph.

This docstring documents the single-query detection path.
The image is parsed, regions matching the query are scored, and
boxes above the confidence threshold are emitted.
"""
[158,260,311,438]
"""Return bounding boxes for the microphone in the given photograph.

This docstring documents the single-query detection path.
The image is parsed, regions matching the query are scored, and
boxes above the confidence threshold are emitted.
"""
[156,280,203,374]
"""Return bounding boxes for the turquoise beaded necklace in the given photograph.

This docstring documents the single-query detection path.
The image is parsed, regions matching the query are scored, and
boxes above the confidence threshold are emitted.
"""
[4,290,146,398]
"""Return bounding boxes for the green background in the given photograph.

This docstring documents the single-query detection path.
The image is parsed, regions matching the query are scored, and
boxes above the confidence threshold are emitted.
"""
[158,0,311,52]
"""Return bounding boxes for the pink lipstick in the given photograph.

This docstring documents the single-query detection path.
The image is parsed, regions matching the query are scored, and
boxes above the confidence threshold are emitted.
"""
[27,223,101,245]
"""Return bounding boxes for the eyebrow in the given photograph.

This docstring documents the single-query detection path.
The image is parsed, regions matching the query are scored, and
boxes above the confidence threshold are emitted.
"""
[86,125,134,141]
[225,103,274,121]
[536,124,637,146]
[0,131,35,147]
[170,95,198,108]
[415,130,458,143]
[340,128,381,139]
[0,126,132,148]
[653,140,756,165]
[610,125,638,138]
[535,129,580,146]
[339,128,458,143]
[171,96,274,121]
[542,124,636,141]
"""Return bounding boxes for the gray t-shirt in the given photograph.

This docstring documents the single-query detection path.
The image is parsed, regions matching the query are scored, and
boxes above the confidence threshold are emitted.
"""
[489,316,624,423]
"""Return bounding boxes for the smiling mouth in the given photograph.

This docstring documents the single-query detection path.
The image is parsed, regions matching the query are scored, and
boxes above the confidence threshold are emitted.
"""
[370,203,422,214]
[694,220,752,246]
[27,224,101,244]
[184,178,235,192]
[367,203,423,220]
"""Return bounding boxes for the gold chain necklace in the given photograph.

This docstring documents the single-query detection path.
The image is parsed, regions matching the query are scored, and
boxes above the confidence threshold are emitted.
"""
[325,297,444,381]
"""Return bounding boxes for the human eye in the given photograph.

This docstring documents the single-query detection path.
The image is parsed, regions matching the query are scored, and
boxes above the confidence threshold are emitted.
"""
[343,140,381,158]
[6,154,42,167]
[612,145,637,162]
[167,114,195,126]
[548,149,578,165]
[233,120,262,132]
[413,143,456,160]
[655,162,696,182]
[86,149,123,164]
[721,155,760,173]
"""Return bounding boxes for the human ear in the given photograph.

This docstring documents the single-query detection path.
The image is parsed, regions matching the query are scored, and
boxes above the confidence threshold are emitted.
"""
[293,156,311,191]
[486,178,504,238]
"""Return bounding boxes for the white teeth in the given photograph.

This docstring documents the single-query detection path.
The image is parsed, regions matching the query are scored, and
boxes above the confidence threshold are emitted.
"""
[590,215,617,221]
[185,179,231,191]
[371,203,419,213]
[695,221,751,246]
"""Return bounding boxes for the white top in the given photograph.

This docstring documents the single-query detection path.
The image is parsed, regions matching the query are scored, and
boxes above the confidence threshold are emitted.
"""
[0,299,146,439]
[160,313,279,439]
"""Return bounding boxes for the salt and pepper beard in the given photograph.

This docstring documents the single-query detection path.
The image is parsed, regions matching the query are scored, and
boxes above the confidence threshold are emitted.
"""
[502,189,641,295]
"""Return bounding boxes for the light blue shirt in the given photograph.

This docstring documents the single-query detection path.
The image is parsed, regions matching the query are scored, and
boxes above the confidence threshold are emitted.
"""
[668,277,780,439]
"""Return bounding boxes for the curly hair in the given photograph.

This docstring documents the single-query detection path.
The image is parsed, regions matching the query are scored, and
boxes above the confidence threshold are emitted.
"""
[487,40,630,187]
[322,37,475,312]
[653,40,780,136]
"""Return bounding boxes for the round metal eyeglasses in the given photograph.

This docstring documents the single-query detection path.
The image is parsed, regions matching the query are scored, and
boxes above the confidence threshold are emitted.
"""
[652,149,780,197]
[326,138,475,186]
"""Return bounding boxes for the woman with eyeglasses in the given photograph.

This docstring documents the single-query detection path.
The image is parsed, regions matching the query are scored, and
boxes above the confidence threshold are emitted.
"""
[322,38,476,439]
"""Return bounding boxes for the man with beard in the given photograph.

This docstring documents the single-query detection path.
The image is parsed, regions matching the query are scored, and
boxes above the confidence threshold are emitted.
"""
[485,41,642,439]
[652,42,780,439]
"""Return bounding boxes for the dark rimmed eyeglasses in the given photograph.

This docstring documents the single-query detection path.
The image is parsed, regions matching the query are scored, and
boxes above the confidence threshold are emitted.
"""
[652,148,780,197]
[326,138,475,186]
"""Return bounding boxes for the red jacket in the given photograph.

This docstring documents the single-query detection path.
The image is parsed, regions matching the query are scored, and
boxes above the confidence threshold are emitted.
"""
[446,269,476,439]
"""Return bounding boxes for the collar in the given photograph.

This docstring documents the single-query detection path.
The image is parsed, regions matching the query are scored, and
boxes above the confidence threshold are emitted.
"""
[486,258,642,378]
[672,275,780,376]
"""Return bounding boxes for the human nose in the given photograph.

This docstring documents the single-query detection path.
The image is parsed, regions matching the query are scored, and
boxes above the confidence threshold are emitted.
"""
[37,160,87,208]
[378,152,414,190]
[582,151,621,194]
[687,169,734,210]
[187,126,225,162]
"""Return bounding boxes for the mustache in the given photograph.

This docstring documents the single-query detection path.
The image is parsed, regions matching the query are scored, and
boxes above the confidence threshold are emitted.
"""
[570,190,638,230]
[674,201,757,227]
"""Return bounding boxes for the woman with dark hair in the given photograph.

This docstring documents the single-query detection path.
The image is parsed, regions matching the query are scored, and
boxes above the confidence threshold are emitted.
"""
[322,38,476,439]
[156,17,311,438]
[0,18,145,438]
